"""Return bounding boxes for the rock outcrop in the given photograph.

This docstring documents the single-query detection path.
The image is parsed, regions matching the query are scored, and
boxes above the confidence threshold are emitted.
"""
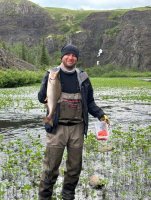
[0,48,36,70]
[0,0,58,45]
[0,0,151,70]
[78,10,151,70]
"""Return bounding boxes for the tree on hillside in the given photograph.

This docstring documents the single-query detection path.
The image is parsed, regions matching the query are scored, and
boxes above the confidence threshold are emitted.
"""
[40,39,50,66]
[21,42,27,61]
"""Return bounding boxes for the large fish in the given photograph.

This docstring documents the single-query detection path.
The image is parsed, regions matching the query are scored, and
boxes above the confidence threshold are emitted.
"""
[44,70,61,126]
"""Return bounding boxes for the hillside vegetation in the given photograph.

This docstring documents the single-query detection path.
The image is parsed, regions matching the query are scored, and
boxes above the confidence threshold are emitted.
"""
[0,0,151,77]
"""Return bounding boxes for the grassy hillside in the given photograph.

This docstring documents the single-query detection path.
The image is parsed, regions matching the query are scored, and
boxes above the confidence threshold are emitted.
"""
[44,6,151,36]
[45,7,95,33]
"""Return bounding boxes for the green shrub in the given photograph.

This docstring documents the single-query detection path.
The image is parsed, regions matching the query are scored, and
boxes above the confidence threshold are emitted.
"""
[0,70,44,88]
[105,26,121,37]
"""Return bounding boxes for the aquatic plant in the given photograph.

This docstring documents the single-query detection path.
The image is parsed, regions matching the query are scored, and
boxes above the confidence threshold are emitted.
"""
[0,125,150,199]
[0,79,150,199]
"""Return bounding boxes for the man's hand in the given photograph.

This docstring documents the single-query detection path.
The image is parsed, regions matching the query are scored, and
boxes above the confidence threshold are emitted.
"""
[43,114,53,126]
[100,115,110,124]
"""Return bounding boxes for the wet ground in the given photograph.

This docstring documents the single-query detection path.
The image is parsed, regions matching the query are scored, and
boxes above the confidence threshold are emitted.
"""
[0,85,151,200]
[0,86,150,139]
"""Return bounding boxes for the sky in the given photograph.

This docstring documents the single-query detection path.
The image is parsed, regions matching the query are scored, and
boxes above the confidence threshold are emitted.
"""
[29,0,151,10]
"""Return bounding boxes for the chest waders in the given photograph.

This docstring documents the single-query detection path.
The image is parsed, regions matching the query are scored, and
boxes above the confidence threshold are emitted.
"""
[59,92,83,124]
[39,70,86,200]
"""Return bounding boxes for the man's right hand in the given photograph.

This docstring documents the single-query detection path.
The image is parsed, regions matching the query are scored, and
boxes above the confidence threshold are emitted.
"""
[43,115,53,126]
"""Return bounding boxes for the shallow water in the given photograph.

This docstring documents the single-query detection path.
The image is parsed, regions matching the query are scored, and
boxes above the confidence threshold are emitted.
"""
[0,85,151,200]
[0,86,150,139]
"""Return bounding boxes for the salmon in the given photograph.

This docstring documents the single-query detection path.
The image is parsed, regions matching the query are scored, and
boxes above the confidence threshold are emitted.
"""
[44,70,61,126]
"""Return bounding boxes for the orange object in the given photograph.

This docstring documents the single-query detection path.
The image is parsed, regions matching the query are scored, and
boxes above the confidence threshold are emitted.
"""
[95,121,110,140]
[97,129,108,140]
[98,130,108,136]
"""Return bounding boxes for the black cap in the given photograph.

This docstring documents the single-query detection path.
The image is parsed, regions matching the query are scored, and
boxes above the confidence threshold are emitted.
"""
[61,44,79,59]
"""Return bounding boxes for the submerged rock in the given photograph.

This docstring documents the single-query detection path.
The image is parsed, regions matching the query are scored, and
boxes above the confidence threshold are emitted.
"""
[89,175,106,189]
[98,145,115,153]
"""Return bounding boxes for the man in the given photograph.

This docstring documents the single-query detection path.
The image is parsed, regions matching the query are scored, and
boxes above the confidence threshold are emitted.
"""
[38,44,109,200]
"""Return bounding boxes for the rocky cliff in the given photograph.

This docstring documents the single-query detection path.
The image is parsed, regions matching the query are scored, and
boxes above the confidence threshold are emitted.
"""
[78,9,151,70]
[0,0,58,45]
[0,0,151,70]
[0,48,36,70]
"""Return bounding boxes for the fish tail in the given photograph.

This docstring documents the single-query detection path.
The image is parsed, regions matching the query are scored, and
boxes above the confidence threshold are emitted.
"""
[43,117,53,126]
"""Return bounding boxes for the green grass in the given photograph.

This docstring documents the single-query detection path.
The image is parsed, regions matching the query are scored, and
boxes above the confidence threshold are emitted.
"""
[85,65,151,77]
[46,7,96,18]
[107,7,151,20]
[46,7,139,35]
[91,77,151,88]
[0,0,20,4]
[102,93,151,102]
[0,69,151,89]
[45,6,151,35]
[45,7,94,34]
[105,26,121,37]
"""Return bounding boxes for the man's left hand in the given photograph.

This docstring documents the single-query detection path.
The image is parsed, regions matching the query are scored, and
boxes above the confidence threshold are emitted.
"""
[100,115,110,124]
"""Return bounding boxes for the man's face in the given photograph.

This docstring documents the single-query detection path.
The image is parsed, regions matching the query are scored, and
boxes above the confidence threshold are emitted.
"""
[62,53,77,70]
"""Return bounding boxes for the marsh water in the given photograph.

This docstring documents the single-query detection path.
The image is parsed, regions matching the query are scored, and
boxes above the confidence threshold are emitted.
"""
[0,86,150,138]
[0,85,151,200]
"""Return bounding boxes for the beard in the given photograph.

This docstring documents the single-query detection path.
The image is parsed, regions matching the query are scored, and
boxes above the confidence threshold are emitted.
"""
[62,60,76,71]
